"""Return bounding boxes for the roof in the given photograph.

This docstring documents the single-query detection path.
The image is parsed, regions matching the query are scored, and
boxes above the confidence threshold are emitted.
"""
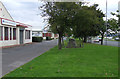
[0,1,14,20]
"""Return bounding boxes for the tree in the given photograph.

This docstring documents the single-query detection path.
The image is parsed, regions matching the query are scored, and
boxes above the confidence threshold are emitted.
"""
[72,4,104,44]
[95,9,105,45]
[40,2,105,48]
[108,18,118,33]
[40,2,77,49]
[111,10,120,31]
[98,20,106,45]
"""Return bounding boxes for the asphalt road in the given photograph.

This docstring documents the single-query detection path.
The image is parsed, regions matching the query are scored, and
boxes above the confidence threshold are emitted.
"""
[2,39,57,77]
[92,40,120,47]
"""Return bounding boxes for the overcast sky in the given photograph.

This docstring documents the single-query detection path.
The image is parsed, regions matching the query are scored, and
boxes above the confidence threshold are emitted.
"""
[0,0,119,30]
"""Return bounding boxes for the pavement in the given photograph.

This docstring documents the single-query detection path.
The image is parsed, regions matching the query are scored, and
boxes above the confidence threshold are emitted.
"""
[92,40,120,47]
[2,39,57,77]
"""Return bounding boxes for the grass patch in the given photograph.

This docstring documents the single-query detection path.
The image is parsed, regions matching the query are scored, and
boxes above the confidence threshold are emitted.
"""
[3,43,118,77]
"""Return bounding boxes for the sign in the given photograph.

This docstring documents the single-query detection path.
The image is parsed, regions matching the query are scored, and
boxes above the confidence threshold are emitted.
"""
[1,19,16,26]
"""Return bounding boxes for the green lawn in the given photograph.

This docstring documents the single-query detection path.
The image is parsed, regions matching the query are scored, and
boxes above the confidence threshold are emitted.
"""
[3,43,118,77]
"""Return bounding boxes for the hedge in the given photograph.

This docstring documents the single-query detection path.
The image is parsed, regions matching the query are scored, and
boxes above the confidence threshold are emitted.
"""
[32,37,43,42]
[46,37,52,40]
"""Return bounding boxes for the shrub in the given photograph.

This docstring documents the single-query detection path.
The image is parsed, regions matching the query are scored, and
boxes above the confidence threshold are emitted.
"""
[32,37,43,42]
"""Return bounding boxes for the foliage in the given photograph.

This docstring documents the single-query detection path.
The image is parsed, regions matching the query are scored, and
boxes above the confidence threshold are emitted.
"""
[40,2,82,49]
[108,18,118,33]
[40,2,106,47]
[72,4,105,43]
[111,10,119,31]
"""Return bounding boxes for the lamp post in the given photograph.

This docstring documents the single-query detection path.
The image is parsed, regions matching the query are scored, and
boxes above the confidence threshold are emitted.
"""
[105,0,108,45]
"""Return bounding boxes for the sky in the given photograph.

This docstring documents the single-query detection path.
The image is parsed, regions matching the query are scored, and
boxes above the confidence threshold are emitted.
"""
[0,0,119,30]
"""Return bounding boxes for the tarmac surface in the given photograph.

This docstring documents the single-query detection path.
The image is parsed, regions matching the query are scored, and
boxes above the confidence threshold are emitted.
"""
[92,40,120,47]
[2,39,57,77]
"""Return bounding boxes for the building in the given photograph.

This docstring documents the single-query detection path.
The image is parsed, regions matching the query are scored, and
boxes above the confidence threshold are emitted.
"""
[32,24,58,39]
[0,1,32,47]
[32,29,43,37]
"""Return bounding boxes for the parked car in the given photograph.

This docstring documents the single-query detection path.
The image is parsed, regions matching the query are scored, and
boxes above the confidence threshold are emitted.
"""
[98,37,102,41]
[93,38,99,43]
[115,37,120,41]
[107,37,113,39]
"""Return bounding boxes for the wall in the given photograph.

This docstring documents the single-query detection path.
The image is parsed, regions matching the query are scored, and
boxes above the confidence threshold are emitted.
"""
[0,1,13,20]
[24,27,32,44]
[0,26,18,47]
[0,25,32,47]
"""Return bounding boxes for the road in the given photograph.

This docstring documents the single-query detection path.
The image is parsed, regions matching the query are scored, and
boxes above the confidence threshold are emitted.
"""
[2,39,57,77]
[92,40,120,47]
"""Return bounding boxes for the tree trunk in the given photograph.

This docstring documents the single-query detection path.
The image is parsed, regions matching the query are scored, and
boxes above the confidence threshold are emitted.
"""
[101,33,104,45]
[81,38,84,47]
[83,36,87,43]
[58,34,62,50]
[79,37,81,47]
[62,36,64,46]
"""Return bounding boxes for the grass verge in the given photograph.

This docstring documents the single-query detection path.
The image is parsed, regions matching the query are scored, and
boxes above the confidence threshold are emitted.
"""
[3,43,118,77]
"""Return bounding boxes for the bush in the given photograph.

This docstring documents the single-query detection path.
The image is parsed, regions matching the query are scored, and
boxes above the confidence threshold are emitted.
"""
[46,37,52,40]
[32,37,43,42]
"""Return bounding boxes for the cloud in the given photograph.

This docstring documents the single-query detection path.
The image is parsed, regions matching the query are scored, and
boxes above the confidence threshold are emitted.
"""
[0,0,119,30]
[0,0,46,30]
[88,0,119,19]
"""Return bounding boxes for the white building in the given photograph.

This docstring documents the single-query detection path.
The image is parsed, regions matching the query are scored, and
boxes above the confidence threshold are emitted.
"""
[32,24,58,39]
[0,1,32,47]
[32,29,43,37]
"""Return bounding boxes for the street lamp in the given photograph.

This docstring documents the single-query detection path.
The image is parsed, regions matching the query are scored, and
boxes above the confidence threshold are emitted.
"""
[105,0,108,45]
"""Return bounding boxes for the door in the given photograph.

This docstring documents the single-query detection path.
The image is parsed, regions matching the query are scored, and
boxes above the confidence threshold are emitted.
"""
[20,30,24,44]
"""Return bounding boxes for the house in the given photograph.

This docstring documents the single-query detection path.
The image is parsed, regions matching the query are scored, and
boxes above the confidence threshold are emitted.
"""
[0,1,32,47]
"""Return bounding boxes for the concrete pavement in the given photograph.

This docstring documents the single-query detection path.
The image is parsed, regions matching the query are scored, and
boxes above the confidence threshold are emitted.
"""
[2,39,57,77]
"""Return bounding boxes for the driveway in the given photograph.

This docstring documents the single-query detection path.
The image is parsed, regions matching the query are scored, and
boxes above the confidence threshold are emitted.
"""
[2,39,57,77]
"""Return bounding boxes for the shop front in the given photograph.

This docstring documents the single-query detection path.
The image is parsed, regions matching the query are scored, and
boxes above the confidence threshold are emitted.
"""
[0,18,32,47]
[0,1,32,47]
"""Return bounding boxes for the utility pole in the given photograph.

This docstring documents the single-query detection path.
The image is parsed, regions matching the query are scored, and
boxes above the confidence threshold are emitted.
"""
[105,0,108,45]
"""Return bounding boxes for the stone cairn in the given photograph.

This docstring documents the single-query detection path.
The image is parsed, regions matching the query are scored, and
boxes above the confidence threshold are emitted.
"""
[66,39,77,48]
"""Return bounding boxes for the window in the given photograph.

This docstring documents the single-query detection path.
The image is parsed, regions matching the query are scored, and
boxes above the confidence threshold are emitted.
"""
[0,26,3,40]
[29,31,30,39]
[4,27,9,40]
[10,28,12,40]
[13,28,16,40]
[25,30,30,39]
[25,30,27,39]
[43,33,46,37]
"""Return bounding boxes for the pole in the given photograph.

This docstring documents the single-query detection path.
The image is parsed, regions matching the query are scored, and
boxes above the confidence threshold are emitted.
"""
[105,0,108,45]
